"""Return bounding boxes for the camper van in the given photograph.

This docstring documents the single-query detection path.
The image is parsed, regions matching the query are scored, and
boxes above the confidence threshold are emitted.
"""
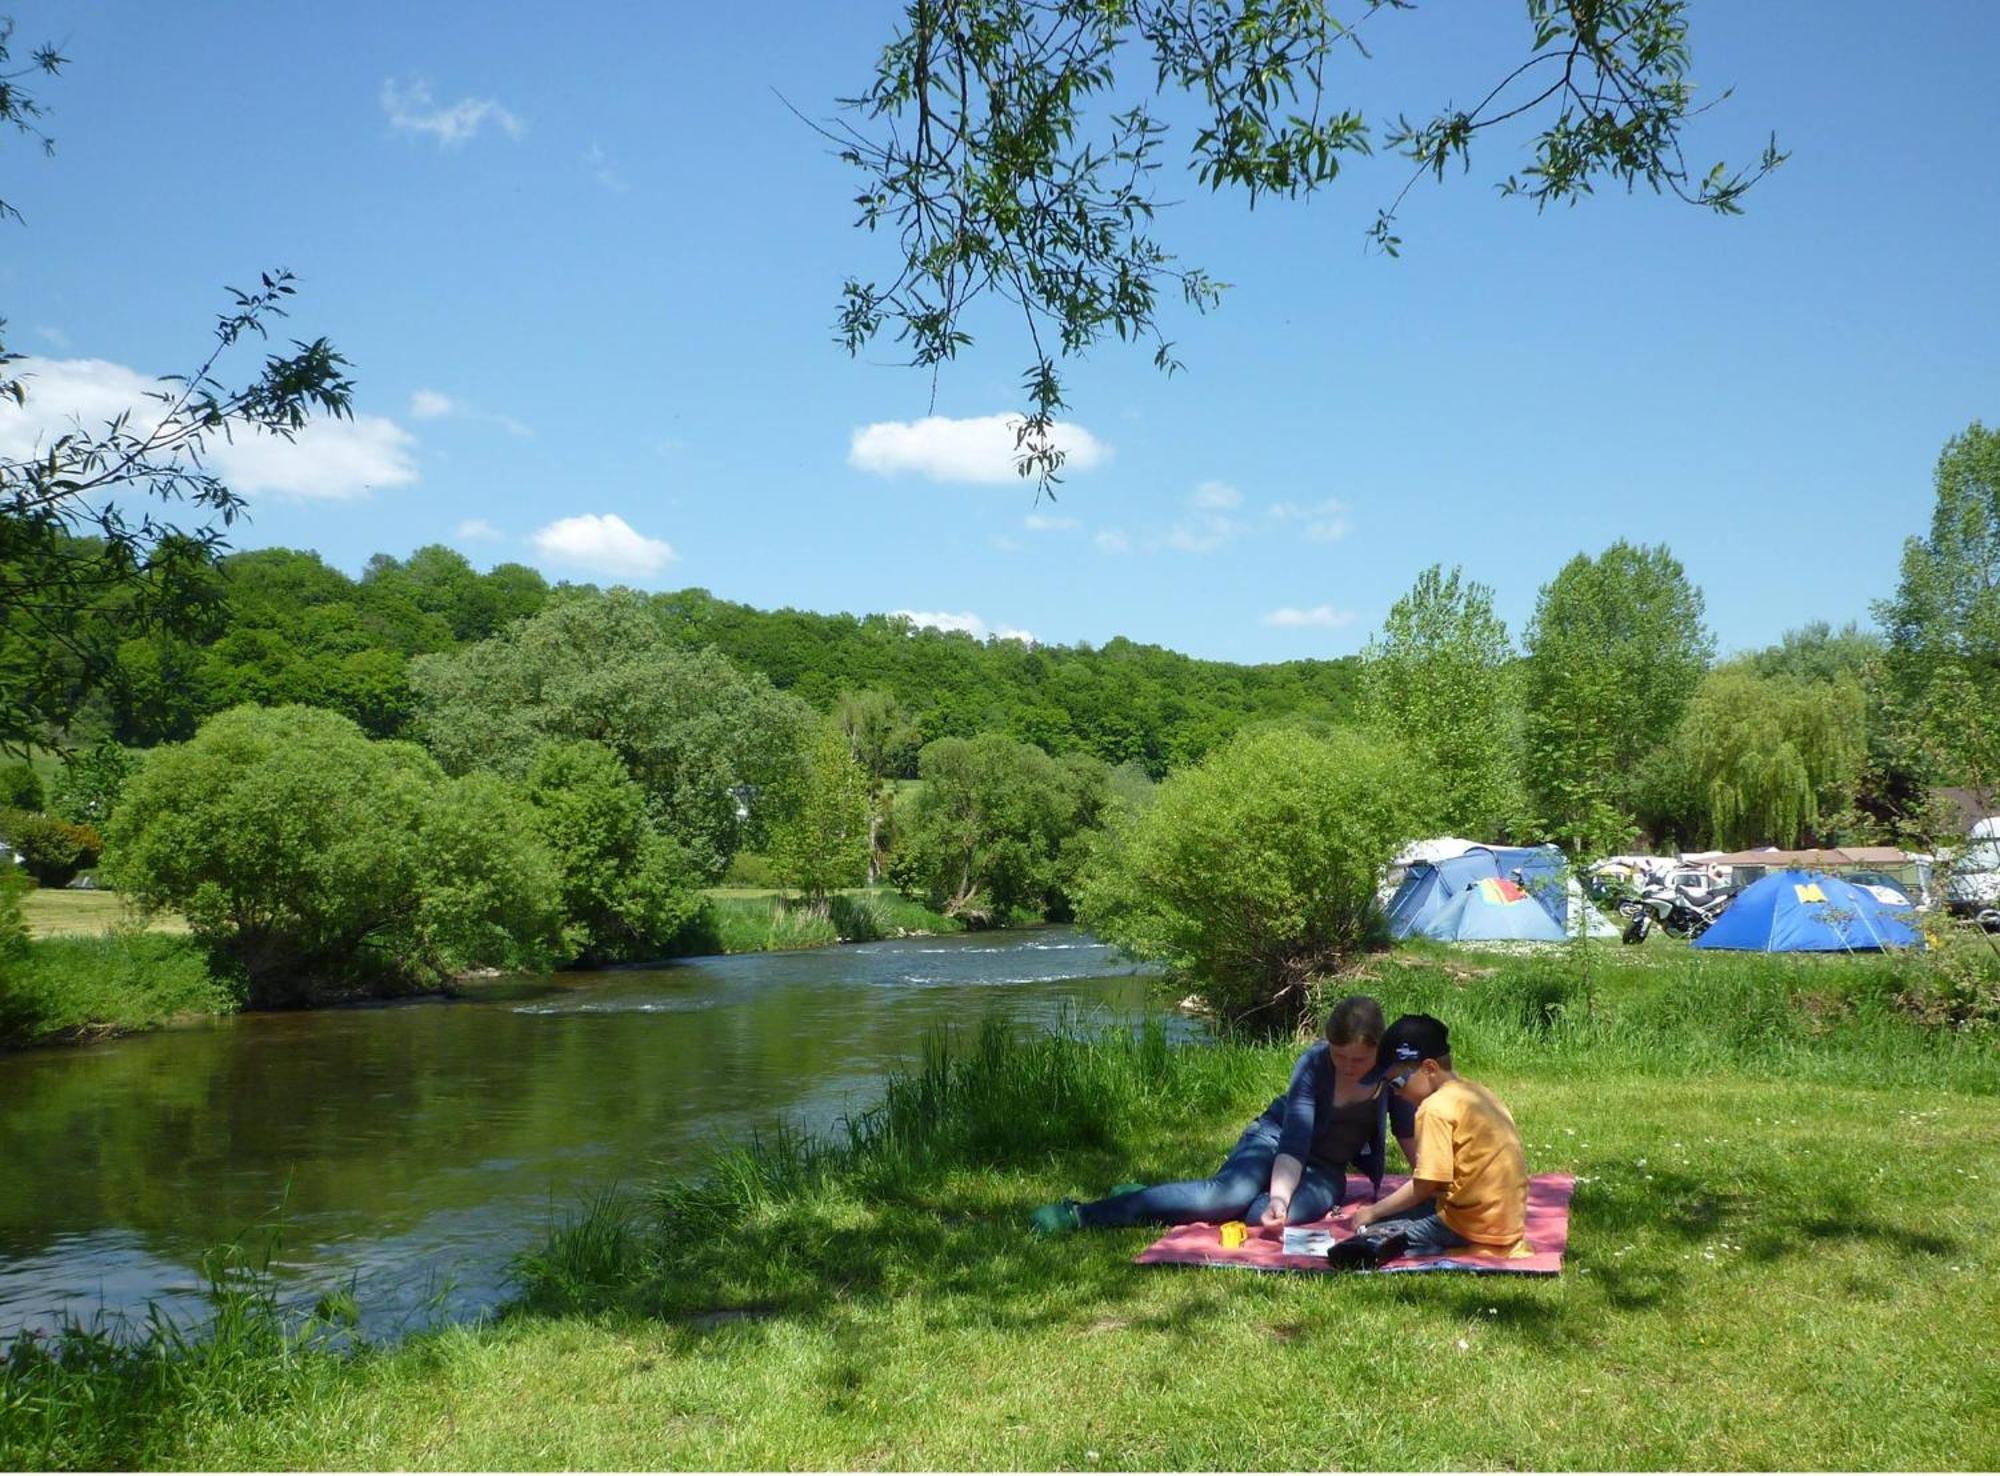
[1944,816,2000,927]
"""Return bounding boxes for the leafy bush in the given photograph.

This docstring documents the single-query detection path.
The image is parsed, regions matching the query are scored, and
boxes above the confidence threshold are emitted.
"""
[888,735,1108,923]
[0,762,44,812]
[48,741,135,826]
[106,705,562,1006]
[1079,725,1432,1029]
[524,740,701,965]
[0,932,235,1046]
[0,809,104,887]
[1896,932,2000,1031]
[721,850,784,887]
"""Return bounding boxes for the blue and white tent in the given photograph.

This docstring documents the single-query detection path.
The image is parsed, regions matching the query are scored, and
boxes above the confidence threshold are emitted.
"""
[1424,877,1570,943]
[1693,869,1924,953]
[1385,844,1612,941]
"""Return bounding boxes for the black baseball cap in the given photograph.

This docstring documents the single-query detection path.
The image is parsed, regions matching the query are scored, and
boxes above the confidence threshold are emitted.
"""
[1360,1013,1451,1085]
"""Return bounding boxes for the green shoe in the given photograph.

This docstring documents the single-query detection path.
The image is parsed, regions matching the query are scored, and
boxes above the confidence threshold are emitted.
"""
[1108,1182,1147,1198]
[1030,1200,1082,1235]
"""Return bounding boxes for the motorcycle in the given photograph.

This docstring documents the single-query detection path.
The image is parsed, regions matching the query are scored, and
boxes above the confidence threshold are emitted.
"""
[1618,880,1732,943]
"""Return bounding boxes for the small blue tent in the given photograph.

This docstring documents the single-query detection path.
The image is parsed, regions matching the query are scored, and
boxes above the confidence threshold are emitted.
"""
[1693,869,1924,953]
[1385,845,1575,939]
[1424,877,1569,943]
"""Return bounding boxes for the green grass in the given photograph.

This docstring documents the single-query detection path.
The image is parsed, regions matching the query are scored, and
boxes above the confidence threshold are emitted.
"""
[5,946,1998,1469]
[0,931,235,1048]
[685,886,965,955]
[19,888,189,939]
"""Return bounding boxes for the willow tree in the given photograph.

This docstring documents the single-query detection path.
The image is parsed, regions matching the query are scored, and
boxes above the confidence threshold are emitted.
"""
[837,1,1783,487]
[1655,665,1867,850]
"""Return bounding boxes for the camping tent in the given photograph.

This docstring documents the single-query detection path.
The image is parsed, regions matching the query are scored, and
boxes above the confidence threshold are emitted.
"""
[1423,877,1570,943]
[1693,870,1923,953]
[1384,844,1612,941]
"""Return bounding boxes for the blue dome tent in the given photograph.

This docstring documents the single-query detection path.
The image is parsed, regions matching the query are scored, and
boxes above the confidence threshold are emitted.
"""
[1424,877,1570,943]
[1384,844,1590,940]
[1693,870,1924,953]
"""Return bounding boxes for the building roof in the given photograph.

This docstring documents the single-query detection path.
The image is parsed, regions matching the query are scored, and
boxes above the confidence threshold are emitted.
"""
[1705,846,1910,868]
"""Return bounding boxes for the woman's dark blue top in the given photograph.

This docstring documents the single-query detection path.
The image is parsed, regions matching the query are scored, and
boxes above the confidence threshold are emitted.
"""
[1256,1040,1417,1190]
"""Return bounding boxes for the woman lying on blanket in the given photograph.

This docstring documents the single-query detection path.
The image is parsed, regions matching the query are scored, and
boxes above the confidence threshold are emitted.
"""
[1030,995,1418,1234]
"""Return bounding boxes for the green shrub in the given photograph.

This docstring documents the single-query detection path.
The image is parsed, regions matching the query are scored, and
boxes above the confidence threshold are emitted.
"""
[0,809,103,887]
[524,740,702,965]
[0,762,44,812]
[1079,725,1432,1030]
[48,741,135,826]
[889,735,1109,923]
[0,932,235,1046]
[106,705,562,1006]
[721,850,784,887]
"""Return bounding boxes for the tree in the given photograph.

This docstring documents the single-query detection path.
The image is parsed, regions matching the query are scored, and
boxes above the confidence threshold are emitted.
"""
[1078,725,1429,1030]
[107,705,561,1005]
[890,734,1107,922]
[835,688,919,880]
[1521,541,1711,852]
[769,721,873,904]
[409,591,816,879]
[837,1,1781,484]
[47,739,134,826]
[1,25,354,750]
[1641,664,1867,850]
[1360,564,1519,838]
[1876,423,2000,812]
[523,740,701,965]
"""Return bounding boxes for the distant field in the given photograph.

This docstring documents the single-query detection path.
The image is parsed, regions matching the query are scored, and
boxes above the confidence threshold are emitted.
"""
[19,888,188,938]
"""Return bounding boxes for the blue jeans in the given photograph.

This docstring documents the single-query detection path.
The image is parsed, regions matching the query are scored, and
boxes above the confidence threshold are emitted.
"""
[1076,1118,1352,1229]
[1357,1206,1467,1257]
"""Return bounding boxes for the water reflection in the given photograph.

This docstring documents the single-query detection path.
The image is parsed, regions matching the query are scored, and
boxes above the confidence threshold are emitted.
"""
[0,928,1162,1338]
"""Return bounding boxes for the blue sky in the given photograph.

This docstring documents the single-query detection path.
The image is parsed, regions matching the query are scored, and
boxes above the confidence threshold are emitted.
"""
[4,2,1996,662]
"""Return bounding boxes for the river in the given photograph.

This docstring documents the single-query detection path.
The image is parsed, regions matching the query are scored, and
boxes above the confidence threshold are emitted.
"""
[0,927,1166,1342]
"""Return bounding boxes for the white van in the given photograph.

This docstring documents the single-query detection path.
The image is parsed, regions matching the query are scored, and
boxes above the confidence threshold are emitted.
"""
[1944,816,2000,926]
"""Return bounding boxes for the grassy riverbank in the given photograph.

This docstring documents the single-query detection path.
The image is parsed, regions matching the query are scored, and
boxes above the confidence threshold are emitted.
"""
[4,944,1995,1469]
[681,886,968,954]
[0,885,973,1050]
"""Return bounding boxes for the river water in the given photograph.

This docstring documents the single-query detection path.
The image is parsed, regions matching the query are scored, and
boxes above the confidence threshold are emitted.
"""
[0,928,1163,1341]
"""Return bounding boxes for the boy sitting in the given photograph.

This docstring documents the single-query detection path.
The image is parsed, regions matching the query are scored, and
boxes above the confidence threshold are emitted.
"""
[1330,1013,1528,1270]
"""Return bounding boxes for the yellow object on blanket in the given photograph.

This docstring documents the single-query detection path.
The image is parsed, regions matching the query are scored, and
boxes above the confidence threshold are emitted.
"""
[1219,1221,1247,1248]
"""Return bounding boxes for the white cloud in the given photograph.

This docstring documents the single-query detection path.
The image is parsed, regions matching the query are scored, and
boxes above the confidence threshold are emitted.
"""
[408,386,532,438]
[1094,528,1131,554]
[891,609,1035,645]
[1165,513,1244,554]
[989,535,1026,554]
[456,518,502,541]
[381,78,524,147]
[35,326,69,350]
[1192,480,1242,510]
[219,417,418,499]
[0,356,417,500]
[848,413,1110,484]
[410,388,457,420]
[1261,605,1359,629]
[530,513,676,577]
[1269,497,1349,542]
[584,143,628,192]
[1024,513,1080,532]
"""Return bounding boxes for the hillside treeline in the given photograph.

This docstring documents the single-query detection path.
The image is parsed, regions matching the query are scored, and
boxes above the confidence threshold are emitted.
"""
[56,545,1360,775]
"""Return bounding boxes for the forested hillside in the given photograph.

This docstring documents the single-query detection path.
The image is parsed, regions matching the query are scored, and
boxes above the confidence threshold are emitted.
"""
[81,545,1362,774]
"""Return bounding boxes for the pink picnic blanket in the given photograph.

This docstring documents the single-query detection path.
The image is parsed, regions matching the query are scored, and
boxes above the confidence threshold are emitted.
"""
[1134,1172,1574,1276]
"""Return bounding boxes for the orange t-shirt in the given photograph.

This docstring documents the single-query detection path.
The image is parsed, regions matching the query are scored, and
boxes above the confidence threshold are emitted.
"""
[1412,1077,1528,1247]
